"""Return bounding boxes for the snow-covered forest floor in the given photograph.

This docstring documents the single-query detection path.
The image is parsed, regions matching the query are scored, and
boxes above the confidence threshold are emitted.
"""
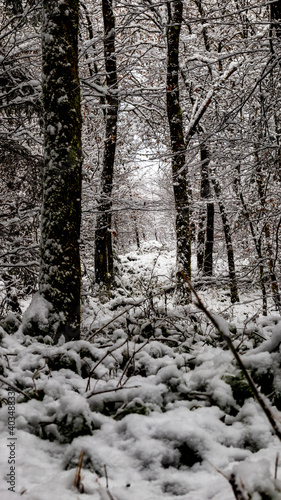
[1,241,281,499]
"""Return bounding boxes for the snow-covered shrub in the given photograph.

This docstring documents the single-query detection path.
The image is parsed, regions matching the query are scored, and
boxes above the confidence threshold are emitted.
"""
[223,371,253,409]
[229,459,281,499]
[21,292,51,337]
[55,393,94,443]
[0,312,20,334]
[3,243,281,499]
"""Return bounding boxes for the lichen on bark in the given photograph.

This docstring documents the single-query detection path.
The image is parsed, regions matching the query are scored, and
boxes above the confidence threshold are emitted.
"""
[30,0,83,342]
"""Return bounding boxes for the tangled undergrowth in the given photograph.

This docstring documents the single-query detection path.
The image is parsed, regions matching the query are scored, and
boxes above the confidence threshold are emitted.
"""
[1,243,281,499]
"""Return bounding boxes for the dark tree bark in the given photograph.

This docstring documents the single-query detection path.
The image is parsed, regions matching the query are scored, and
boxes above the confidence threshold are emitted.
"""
[133,214,140,249]
[234,167,267,314]
[255,159,281,311]
[166,1,191,298]
[197,144,214,276]
[267,6,281,310]
[5,0,23,14]
[80,1,106,113]
[211,171,239,303]
[197,148,207,272]
[204,201,214,276]
[192,2,214,277]
[37,0,82,342]
[95,0,118,293]
[197,216,205,272]
[271,0,281,40]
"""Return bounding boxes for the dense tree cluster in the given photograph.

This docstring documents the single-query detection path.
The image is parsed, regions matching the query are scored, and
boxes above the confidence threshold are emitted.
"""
[1,0,281,338]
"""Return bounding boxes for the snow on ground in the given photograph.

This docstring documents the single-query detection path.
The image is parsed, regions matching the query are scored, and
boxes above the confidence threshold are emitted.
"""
[1,241,281,499]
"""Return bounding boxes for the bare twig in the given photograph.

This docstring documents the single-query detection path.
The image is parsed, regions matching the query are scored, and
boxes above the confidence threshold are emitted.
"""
[275,453,279,480]
[229,473,248,500]
[180,271,281,442]
[86,285,175,342]
[103,464,115,500]
[117,339,151,387]
[86,384,140,399]
[104,464,109,489]
[85,339,127,392]
[0,377,32,400]
[206,459,247,500]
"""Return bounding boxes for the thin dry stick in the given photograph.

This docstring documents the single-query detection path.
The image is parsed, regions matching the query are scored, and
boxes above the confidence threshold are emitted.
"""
[87,307,135,342]
[117,338,137,388]
[86,285,175,342]
[180,271,281,442]
[117,339,151,387]
[228,473,248,500]
[86,384,140,399]
[275,453,279,480]
[103,464,115,500]
[0,377,32,400]
[104,464,109,489]
[85,339,127,392]
[207,459,247,500]
[74,450,85,493]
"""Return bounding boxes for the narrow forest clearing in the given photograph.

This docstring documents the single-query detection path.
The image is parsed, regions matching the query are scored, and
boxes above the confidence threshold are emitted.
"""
[1,242,281,500]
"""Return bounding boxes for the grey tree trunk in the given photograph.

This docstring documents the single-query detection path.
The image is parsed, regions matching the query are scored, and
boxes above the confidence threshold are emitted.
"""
[211,172,239,303]
[204,201,215,276]
[255,161,281,312]
[166,1,191,299]
[38,0,82,342]
[271,0,281,40]
[234,168,267,314]
[197,144,214,276]
[95,0,118,293]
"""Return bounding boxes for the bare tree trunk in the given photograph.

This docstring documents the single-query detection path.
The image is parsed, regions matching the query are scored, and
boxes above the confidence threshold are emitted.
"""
[204,201,214,276]
[211,171,239,303]
[255,160,281,311]
[271,0,281,40]
[197,144,214,276]
[268,5,281,310]
[95,0,118,293]
[264,222,281,311]
[197,147,207,272]
[197,215,205,272]
[166,1,191,299]
[38,0,82,342]
[234,167,267,314]
[133,214,140,249]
